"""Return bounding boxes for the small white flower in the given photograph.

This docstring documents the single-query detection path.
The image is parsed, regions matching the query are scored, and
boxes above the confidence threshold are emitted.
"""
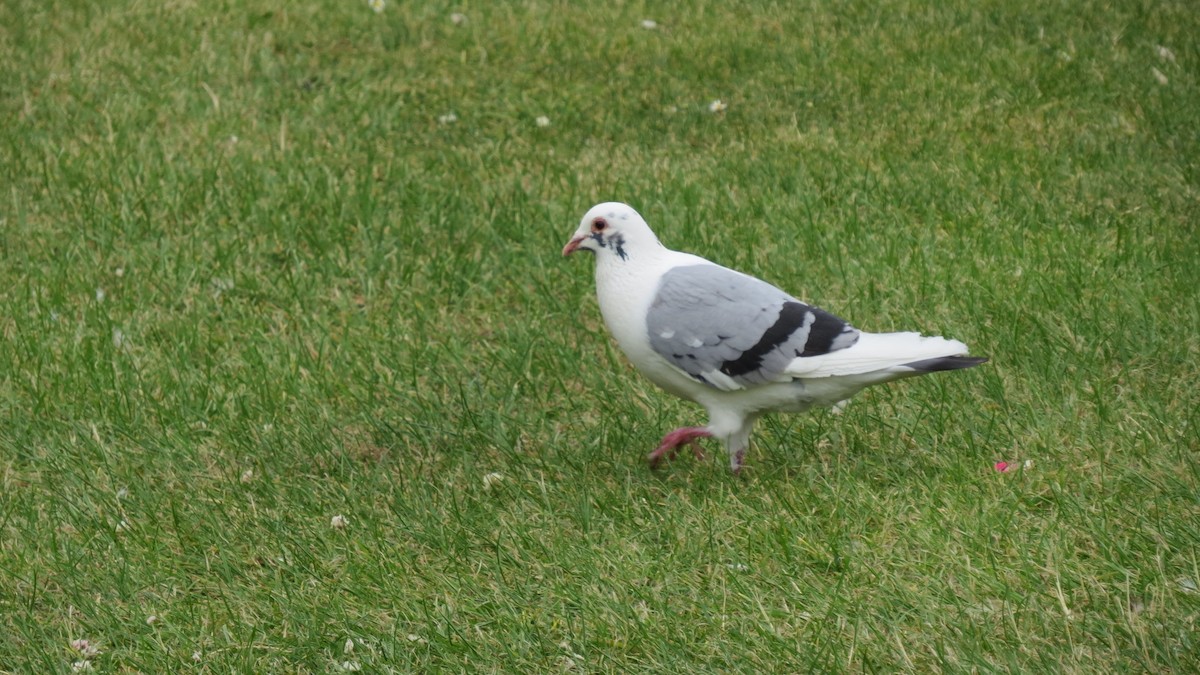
[708,99,727,113]
[146,615,158,625]
[438,112,458,125]
[229,135,239,145]
[114,267,125,277]
[211,277,234,297]
[406,633,428,644]
[1152,67,1168,85]
[339,662,362,672]
[727,562,749,572]
[367,0,385,14]
[192,651,202,662]
[633,601,651,622]
[450,12,467,25]
[240,469,255,484]
[71,639,100,658]
[1023,459,1034,469]
[112,328,126,349]
[558,641,584,668]
[482,472,505,489]
[262,423,274,433]
[331,514,349,529]
[116,487,129,499]
[640,19,658,30]
[535,115,551,128]
[95,288,106,302]
[116,519,130,532]
[344,638,355,655]
[72,661,93,672]
[1155,45,1176,63]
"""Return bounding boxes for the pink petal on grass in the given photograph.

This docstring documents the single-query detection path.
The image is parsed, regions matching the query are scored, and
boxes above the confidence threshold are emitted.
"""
[994,461,1012,473]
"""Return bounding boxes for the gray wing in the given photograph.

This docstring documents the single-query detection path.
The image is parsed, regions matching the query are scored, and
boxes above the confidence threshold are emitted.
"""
[647,264,861,391]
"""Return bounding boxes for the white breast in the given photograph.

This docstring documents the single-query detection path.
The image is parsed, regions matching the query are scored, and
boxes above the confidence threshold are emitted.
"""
[593,253,709,401]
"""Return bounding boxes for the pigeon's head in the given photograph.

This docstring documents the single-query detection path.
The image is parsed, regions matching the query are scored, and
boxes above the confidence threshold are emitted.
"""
[562,202,660,261]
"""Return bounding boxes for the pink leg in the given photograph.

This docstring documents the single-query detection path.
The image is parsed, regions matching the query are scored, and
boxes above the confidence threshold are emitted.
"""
[647,427,712,468]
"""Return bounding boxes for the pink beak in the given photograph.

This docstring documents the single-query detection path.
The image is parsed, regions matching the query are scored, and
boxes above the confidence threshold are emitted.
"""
[562,235,586,257]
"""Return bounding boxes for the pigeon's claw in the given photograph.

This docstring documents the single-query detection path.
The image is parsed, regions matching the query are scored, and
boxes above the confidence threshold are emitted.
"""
[647,426,712,469]
[730,447,747,474]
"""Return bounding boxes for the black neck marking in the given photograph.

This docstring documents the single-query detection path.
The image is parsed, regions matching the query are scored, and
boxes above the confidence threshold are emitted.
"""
[591,232,628,261]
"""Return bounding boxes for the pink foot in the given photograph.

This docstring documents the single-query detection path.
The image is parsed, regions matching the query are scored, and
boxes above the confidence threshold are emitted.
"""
[731,447,747,474]
[647,427,712,469]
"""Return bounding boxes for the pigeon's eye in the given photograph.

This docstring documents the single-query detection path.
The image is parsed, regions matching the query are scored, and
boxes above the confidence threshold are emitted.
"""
[591,218,608,232]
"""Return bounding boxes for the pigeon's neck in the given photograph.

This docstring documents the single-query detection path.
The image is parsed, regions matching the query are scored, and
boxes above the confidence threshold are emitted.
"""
[593,247,690,325]
[595,240,670,269]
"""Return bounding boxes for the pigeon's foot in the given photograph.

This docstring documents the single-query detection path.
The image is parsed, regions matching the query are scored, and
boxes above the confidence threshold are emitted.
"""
[648,427,712,468]
[730,447,747,474]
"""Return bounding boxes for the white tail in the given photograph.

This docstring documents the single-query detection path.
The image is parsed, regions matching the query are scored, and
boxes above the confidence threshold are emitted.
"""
[784,332,974,379]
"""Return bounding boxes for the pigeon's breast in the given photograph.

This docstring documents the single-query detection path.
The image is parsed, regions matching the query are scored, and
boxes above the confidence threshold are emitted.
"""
[594,261,706,401]
[594,264,656,360]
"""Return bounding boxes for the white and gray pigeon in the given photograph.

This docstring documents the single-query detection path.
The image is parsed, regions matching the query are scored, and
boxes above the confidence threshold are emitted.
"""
[563,201,987,473]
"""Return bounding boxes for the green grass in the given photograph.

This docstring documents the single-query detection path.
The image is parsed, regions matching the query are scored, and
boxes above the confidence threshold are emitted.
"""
[2,0,1198,671]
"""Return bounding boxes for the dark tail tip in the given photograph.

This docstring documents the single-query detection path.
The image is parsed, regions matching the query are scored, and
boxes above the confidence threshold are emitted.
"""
[904,356,989,372]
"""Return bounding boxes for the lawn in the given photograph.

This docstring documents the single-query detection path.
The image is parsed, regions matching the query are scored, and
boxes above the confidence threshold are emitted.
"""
[1,0,1198,671]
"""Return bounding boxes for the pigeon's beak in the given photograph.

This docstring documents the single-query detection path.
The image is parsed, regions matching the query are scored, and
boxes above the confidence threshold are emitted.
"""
[562,235,586,257]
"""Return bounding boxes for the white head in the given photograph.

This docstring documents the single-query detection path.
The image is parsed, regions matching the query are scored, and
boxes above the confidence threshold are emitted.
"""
[562,202,662,261]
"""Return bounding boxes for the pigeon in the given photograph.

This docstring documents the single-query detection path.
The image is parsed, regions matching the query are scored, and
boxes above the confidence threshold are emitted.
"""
[562,202,987,472]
